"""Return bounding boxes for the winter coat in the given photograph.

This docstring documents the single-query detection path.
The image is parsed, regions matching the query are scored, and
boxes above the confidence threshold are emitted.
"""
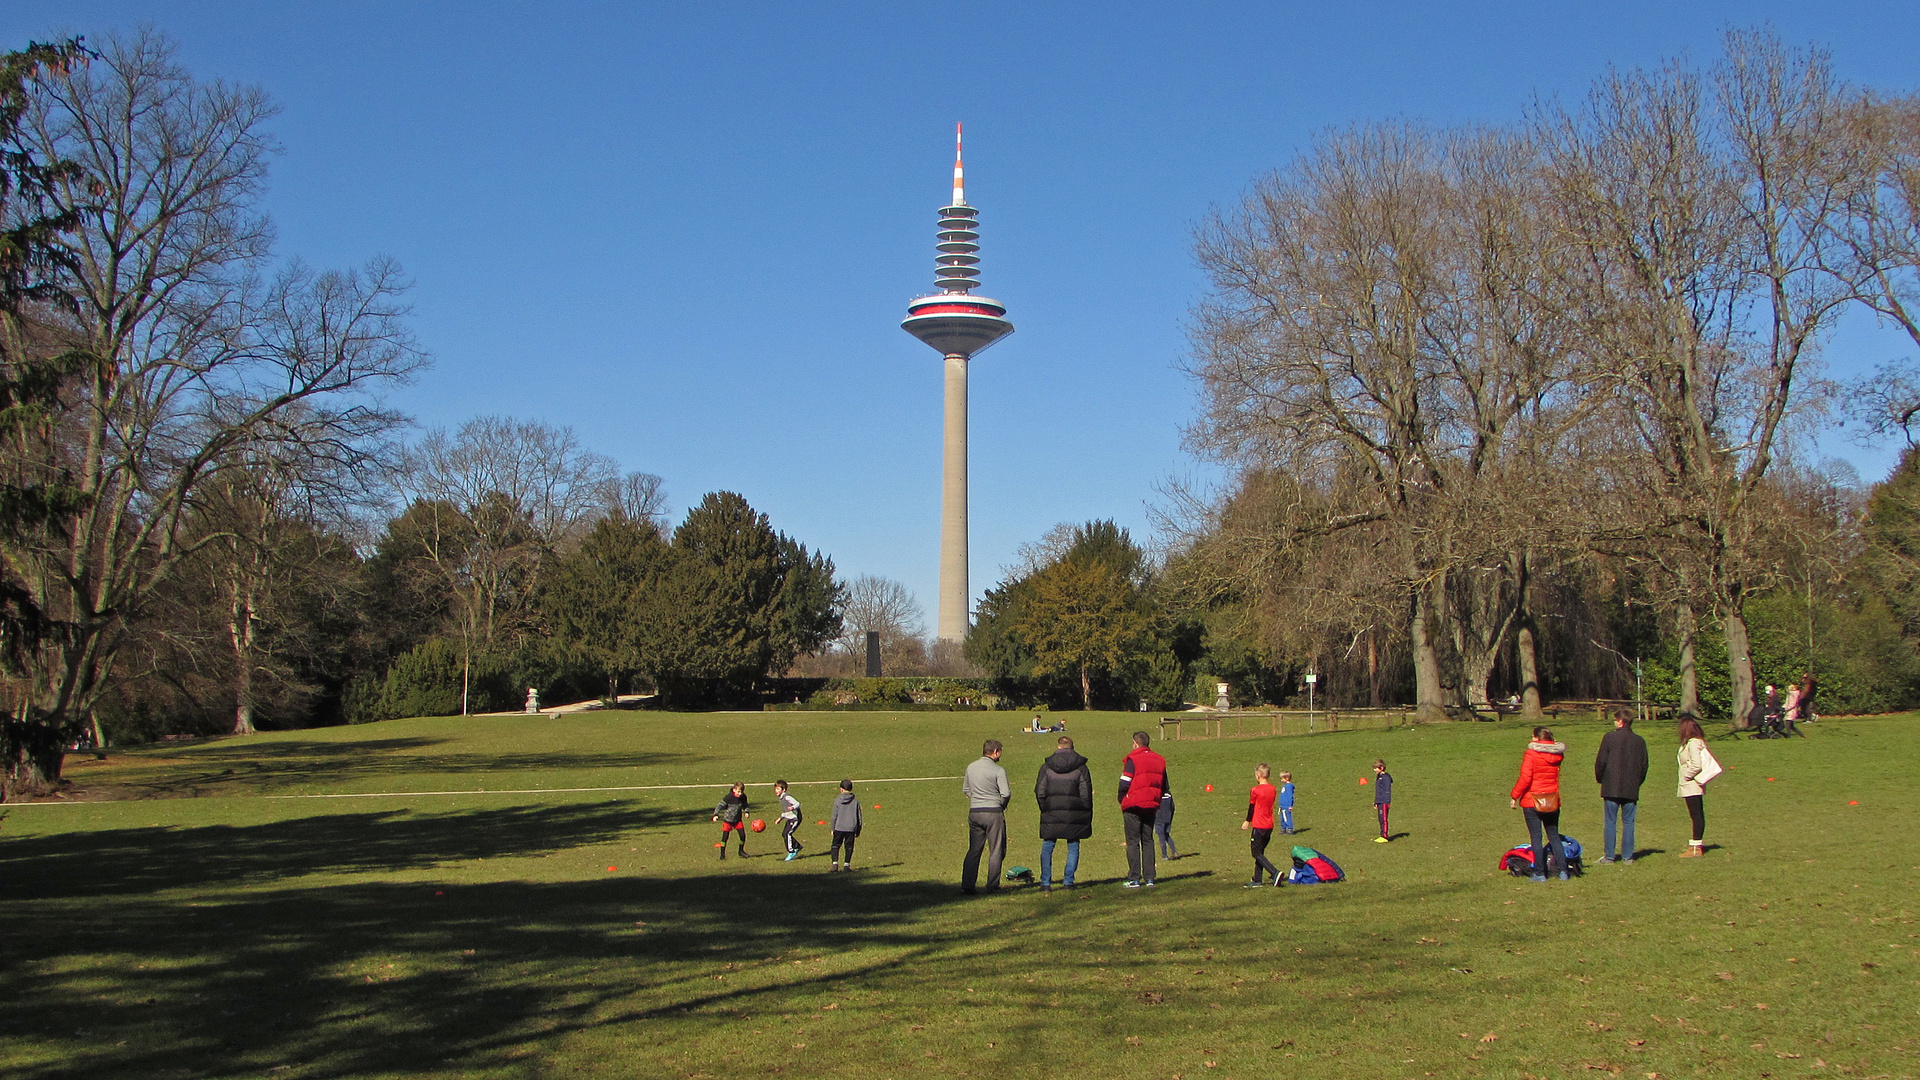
[1373,771,1393,806]
[1118,748,1169,812]
[714,791,748,824]
[830,791,863,835]
[1155,791,1175,827]
[1034,749,1094,841]
[1510,741,1566,802]
[1677,738,1709,798]
[1594,726,1650,801]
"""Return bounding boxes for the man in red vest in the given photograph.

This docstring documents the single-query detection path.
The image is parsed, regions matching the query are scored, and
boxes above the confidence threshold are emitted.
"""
[1117,731,1170,888]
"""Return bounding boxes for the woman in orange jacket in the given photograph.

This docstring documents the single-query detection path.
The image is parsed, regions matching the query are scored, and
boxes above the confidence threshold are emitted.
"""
[1509,726,1568,881]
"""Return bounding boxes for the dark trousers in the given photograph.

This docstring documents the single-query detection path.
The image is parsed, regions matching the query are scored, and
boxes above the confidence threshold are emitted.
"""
[782,817,802,854]
[831,830,856,864]
[1155,816,1178,858]
[1376,802,1391,838]
[962,809,1006,891]
[1123,808,1158,883]
[1523,807,1565,876]
[1684,794,1705,843]
[1249,827,1281,883]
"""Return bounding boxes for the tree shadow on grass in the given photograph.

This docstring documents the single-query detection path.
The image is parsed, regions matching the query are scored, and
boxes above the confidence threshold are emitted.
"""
[0,808,1543,1080]
[68,737,709,799]
[0,868,989,1080]
[0,801,707,900]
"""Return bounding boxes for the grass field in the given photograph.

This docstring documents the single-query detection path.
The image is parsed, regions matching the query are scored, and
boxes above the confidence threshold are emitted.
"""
[2,710,1916,1080]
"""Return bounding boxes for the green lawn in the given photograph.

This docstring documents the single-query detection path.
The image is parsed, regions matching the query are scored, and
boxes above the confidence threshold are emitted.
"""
[2,710,1915,1079]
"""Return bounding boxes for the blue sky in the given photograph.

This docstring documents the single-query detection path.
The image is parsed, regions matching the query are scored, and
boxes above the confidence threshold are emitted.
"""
[12,3,1920,630]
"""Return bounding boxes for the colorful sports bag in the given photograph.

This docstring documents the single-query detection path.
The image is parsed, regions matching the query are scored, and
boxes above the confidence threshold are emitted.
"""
[1289,845,1344,884]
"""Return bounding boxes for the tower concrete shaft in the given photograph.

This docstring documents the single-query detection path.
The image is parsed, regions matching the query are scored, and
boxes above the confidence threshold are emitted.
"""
[902,124,1012,644]
[939,352,969,643]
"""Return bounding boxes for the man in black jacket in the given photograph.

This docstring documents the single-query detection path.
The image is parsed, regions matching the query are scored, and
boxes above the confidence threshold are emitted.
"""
[1594,708,1650,864]
[1034,736,1093,891]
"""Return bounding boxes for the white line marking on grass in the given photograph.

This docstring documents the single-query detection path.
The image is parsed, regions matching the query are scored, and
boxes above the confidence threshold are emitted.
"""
[259,776,963,799]
[7,776,962,805]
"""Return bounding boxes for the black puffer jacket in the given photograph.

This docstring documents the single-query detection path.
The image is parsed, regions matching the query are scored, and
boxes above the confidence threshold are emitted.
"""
[1035,749,1093,841]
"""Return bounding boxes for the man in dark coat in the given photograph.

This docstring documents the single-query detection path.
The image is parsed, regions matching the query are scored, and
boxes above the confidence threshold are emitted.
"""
[1035,735,1092,891]
[1593,707,1650,864]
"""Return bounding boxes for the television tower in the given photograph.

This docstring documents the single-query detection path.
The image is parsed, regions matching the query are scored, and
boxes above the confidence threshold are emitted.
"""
[902,124,1014,644]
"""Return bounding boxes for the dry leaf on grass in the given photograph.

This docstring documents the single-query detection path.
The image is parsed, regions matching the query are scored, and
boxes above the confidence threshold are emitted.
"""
[1480,1032,1500,1043]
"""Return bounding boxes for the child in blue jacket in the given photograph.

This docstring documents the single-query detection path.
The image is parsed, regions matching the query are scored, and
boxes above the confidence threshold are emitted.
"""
[1277,770,1296,834]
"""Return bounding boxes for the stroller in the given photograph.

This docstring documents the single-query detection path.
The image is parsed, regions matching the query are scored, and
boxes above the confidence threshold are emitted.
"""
[1745,700,1803,739]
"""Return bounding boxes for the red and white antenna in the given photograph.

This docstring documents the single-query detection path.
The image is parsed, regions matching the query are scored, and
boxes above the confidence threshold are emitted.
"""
[951,122,966,207]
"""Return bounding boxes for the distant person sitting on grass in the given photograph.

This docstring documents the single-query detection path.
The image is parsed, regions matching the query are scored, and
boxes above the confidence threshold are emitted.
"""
[829,779,862,871]
[713,781,750,859]
[1372,760,1393,843]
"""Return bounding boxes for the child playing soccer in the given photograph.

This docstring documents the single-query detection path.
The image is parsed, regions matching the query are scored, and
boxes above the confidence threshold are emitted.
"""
[829,779,862,871]
[1240,763,1284,887]
[712,781,750,859]
[775,780,803,861]
[1155,789,1179,860]
[1277,770,1296,834]
[1372,759,1393,843]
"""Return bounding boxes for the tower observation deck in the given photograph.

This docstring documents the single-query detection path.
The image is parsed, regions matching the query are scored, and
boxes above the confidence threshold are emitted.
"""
[901,125,1013,644]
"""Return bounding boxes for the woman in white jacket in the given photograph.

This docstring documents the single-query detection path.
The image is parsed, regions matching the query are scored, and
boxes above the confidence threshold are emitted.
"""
[1675,715,1710,858]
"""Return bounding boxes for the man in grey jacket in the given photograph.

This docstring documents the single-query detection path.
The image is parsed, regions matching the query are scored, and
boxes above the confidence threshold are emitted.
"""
[962,739,1011,894]
[1594,708,1650,863]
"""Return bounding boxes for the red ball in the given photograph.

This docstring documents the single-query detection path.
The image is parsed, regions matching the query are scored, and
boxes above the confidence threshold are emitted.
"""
[750,819,767,833]
[1204,784,1213,792]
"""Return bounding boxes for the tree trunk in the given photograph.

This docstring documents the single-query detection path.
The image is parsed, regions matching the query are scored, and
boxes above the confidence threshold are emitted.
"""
[1725,607,1756,727]
[1367,629,1380,709]
[4,712,66,798]
[1079,664,1092,710]
[1411,584,1446,720]
[1512,550,1542,719]
[230,582,257,735]
[1677,609,1701,717]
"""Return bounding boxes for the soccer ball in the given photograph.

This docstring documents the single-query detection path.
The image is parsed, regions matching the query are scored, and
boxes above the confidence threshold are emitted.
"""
[750,819,766,833]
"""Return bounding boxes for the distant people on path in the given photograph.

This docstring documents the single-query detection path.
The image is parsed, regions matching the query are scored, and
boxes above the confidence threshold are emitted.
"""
[1277,770,1296,834]
[713,781,751,859]
[1155,789,1179,860]
[1782,682,1803,725]
[1034,735,1093,891]
[829,779,862,871]
[1676,714,1716,858]
[775,780,803,861]
[1593,708,1649,864]
[962,739,1011,894]
[1509,728,1568,881]
[1242,763,1283,888]
[1797,672,1818,721]
[1118,731,1170,888]
[1371,759,1393,843]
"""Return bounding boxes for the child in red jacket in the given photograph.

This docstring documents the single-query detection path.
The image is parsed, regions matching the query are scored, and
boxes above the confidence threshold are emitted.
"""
[1241,763,1283,887]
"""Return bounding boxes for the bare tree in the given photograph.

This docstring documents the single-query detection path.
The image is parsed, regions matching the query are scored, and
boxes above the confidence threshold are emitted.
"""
[3,32,421,790]
[1539,31,1852,723]
[834,575,927,668]
[393,415,618,712]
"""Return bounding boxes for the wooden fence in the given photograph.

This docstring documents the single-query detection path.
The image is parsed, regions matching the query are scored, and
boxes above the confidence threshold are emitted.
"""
[1156,699,1677,741]
[1157,707,1415,741]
